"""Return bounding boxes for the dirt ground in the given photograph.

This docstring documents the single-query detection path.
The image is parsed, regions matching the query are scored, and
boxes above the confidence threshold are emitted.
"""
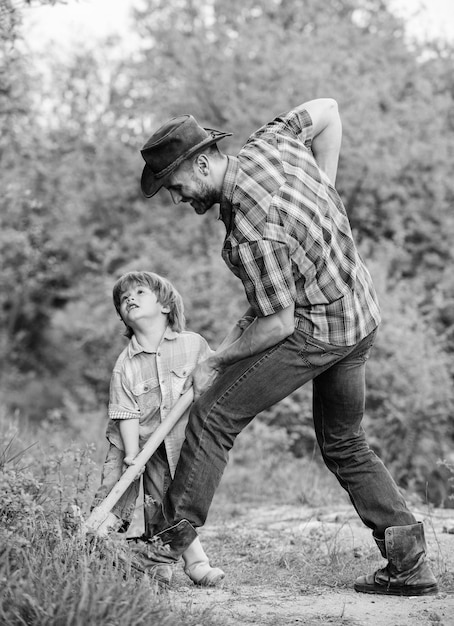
[163,504,454,626]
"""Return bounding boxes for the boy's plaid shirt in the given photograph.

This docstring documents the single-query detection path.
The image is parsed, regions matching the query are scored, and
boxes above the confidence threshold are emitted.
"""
[106,328,211,477]
[220,107,380,346]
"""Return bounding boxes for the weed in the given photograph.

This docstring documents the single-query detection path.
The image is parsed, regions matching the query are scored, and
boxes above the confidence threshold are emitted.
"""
[2,411,452,625]
[0,425,218,626]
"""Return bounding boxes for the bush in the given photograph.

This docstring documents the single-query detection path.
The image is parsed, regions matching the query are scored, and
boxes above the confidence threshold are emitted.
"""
[0,429,220,626]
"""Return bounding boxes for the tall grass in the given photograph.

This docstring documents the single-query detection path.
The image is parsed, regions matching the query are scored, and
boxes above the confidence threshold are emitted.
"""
[2,409,452,625]
[0,410,345,624]
[0,412,222,626]
[0,535,174,626]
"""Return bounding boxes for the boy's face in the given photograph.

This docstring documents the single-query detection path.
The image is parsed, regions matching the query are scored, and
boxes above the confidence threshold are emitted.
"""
[119,282,169,329]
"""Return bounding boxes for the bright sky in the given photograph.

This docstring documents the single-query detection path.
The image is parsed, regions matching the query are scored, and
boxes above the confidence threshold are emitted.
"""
[20,0,454,51]
[390,0,454,42]
[21,0,135,55]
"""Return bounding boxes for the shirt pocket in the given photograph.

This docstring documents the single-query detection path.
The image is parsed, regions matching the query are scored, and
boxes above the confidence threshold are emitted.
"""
[170,365,190,397]
[132,377,161,414]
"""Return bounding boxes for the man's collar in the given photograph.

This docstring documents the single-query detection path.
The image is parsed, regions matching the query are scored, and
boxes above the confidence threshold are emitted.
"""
[219,155,239,230]
[127,326,179,357]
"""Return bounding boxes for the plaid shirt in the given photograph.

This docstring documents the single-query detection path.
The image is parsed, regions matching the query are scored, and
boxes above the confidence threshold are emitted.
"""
[219,107,380,346]
[106,327,211,477]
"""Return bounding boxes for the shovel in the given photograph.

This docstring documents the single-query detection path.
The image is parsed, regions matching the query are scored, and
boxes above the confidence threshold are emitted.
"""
[84,387,194,534]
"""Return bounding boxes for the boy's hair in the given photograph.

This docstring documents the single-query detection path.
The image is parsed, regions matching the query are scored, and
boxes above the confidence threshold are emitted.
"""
[113,271,186,338]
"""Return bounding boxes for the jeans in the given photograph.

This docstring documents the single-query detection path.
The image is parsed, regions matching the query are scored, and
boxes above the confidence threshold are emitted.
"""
[92,441,171,536]
[159,326,416,539]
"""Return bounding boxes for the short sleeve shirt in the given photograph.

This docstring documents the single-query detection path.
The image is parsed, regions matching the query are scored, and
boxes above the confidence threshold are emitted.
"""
[220,107,381,346]
[106,327,211,477]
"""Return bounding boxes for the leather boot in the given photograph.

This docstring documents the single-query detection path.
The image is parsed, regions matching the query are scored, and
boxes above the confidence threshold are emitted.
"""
[127,519,197,586]
[354,522,438,596]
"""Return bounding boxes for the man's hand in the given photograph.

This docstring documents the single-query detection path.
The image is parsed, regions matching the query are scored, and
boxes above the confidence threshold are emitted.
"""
[181,309,255,402]
[183,304,295,402]
[183,358,220,401]
[214,303,295,370]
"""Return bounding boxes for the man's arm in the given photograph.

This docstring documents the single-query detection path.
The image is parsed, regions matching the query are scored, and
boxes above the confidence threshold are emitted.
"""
[298,98,342,185]
[186,303,295,399]
[215,307,256,352]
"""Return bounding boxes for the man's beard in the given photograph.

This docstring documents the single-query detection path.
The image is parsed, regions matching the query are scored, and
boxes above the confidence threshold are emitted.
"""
[191,178,219,214]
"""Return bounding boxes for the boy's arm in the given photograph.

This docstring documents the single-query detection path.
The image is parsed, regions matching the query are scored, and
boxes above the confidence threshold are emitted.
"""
[109,366,142,467]
[119,418,140,466]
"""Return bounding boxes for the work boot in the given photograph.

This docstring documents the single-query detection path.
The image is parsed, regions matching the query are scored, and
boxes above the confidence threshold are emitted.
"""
[127,519,198,586]
[354,522,438,596]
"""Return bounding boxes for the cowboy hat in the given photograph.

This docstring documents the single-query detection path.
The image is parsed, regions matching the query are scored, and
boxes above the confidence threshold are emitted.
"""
[140,114,232,198]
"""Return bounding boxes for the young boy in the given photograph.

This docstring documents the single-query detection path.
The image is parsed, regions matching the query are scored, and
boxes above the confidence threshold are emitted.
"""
[92,270,224,586]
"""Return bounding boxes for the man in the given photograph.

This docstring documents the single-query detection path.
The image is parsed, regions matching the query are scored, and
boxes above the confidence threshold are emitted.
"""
[135,99,438,595]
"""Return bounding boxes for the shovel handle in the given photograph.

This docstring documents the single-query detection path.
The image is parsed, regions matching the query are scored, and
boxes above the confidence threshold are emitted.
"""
[84,387,194,533]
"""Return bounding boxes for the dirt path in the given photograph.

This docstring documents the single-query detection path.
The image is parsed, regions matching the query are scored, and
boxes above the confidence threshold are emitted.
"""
[172,585,452,626]
[167,504,454,626]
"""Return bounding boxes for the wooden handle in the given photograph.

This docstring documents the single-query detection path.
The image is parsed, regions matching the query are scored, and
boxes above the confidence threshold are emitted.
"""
[84,387,194,533]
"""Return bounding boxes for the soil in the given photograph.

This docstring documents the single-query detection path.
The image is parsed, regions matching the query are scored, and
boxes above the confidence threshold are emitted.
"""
[165,504,454,626]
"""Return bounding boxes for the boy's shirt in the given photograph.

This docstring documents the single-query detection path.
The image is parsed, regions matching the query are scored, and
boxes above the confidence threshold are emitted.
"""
[106,326,211,477]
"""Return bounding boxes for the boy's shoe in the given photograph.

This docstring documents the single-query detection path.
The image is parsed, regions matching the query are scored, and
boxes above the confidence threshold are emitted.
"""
[182,536,225,586]
[184,561,225,586]
[354,522,438,596]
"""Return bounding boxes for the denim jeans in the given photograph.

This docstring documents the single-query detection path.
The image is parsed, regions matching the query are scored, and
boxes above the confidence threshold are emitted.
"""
[92,441,171,535]
[159,326,416,539]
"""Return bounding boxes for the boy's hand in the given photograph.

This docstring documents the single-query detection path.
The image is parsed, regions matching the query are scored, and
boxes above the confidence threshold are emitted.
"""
[123,454,137,466]
[123,454,145,476]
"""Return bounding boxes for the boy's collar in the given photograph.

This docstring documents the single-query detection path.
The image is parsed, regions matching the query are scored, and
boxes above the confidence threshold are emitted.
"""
[127,326,179,357]
[163,326,180,341]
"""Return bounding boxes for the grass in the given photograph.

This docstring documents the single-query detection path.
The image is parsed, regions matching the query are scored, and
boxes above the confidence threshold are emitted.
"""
[0,410,226,626]
[0,474,223,626]
[1,412,453,625]
[1,537,168,625]
[190,517,382,593]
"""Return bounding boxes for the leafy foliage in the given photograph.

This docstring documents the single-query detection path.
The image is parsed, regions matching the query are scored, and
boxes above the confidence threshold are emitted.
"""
[0,452,211,626]
[1,0,454,505]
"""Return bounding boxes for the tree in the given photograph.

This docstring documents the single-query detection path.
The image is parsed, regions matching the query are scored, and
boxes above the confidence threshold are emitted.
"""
[2,0,454,502]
